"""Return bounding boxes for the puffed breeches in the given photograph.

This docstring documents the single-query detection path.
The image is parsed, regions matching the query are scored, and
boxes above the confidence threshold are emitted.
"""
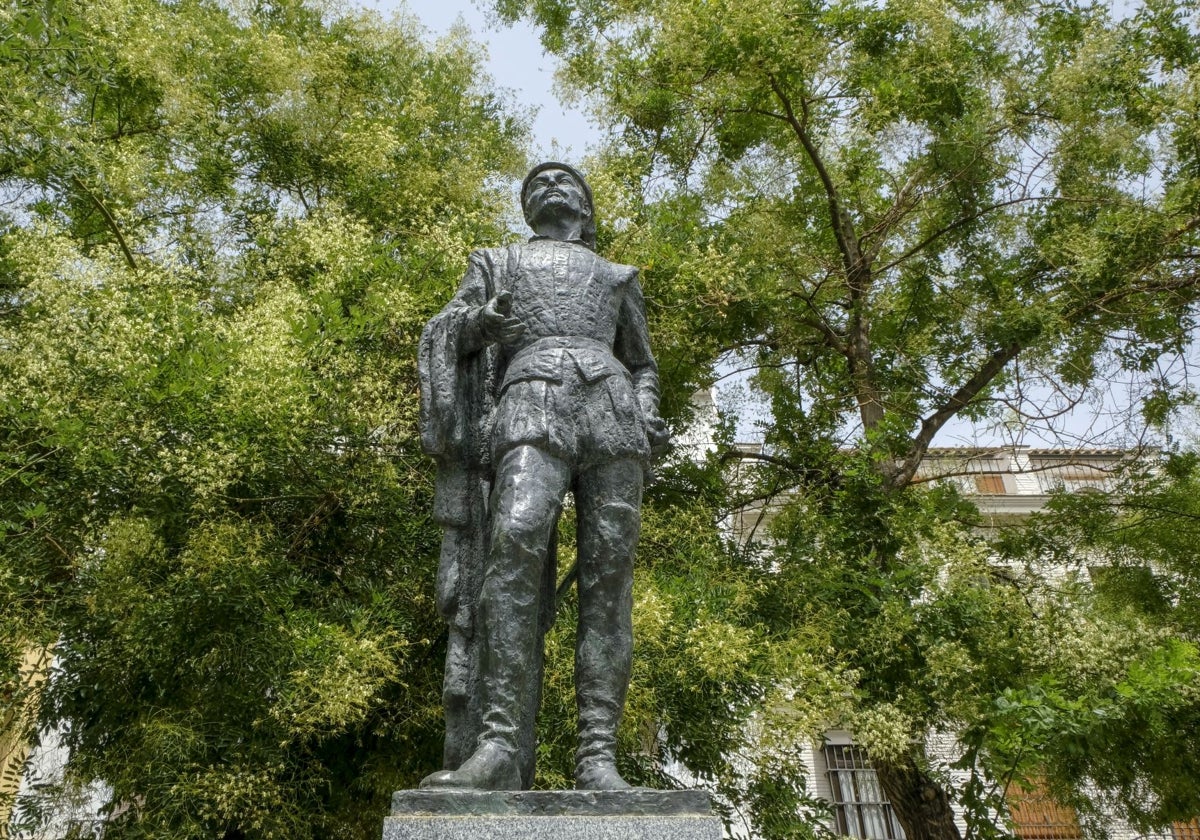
[491,371,650,471]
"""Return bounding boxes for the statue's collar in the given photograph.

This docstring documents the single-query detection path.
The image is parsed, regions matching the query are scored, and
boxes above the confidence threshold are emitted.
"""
[528,235,590,248]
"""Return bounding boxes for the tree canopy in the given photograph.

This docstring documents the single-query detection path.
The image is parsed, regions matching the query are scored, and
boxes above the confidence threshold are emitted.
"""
[486,0,1200,837]
[0,0,529,836]
[3,0,1200,838]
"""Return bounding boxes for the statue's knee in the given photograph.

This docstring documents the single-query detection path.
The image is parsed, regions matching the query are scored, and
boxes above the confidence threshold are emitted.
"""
[596,502,640,545]
[493,502,554,545]
[579,503,640,581]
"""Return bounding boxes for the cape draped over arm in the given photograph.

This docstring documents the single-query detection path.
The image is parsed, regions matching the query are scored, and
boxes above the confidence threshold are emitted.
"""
[418,249,502,528]
[416,248,507,773]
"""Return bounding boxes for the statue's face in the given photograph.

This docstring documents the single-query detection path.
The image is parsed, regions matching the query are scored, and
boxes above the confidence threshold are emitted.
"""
[524,168,591,228]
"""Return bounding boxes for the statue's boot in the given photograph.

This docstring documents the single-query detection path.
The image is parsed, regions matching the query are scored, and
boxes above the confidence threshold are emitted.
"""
[574,497,640,791]
[420,741,521,790]
[574,681,633,790]
[576,755,632,790]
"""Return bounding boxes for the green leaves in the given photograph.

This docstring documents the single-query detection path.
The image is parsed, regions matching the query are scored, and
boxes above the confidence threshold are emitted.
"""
[487,0,1200,830]
[513,0,1200,473]
[0,0,528,836]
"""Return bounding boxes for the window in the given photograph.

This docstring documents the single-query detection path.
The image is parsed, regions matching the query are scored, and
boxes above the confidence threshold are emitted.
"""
[824,744,906,840]
[974,474,1006,494]
[1035,468,1111,494]
[1006,780,1081,840]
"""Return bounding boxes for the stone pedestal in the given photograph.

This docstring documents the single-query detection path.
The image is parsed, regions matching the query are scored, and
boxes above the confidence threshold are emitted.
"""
[383,789,722,840]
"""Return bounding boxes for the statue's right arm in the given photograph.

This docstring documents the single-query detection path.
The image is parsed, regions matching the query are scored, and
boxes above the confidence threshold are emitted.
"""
[443,252,493,357]
[442,250,526,353]
[418,248,518,458]
[418,251,496,458]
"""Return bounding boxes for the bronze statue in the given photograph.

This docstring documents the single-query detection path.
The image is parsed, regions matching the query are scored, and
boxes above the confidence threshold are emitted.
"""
[417,162,667,791]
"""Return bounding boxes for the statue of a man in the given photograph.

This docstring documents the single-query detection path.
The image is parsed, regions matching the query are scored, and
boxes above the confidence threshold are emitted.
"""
[417,162,667,791]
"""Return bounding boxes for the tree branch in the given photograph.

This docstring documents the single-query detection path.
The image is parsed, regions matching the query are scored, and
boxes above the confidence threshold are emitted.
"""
[887,219,1196,489]
[860,167,924,266]
[761,74,884,428]
[891,341,1023,488]
[762,73,863,278]
[1065,273,1200,323]
[875,195,1052,276]
[720,449,803,471]
[70,175,136,270]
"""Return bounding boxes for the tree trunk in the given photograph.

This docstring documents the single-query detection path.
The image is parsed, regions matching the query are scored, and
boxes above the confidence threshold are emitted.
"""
[876,749,963,840]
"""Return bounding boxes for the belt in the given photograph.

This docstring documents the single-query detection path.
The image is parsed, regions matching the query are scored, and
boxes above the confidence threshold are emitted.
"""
[509,335,613,366]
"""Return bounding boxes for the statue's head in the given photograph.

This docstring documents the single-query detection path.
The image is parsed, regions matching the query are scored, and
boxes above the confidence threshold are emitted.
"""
[521,162,596,250]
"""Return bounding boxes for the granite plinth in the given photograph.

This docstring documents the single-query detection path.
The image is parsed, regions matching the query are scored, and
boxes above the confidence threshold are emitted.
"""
[383,789,722,840]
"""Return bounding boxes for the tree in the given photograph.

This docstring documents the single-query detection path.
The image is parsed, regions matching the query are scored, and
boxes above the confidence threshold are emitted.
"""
[0,0,529,836]
[988,452,1200,836]
[483,0,1200,837]
[0,1,788,835]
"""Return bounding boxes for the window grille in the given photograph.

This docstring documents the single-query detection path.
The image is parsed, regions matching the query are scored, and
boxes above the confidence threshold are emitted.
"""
[1034,469,1111,494]
[824,744,905,840]
[1005,781,1081,840]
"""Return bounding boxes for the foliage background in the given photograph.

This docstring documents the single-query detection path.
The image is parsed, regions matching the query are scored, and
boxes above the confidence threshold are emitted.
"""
[3,0,1200,839]
[485,0,1200,837]
[0,0,528,836]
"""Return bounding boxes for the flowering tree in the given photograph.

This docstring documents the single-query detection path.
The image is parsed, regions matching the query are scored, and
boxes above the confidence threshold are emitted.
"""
[0,1,526,836]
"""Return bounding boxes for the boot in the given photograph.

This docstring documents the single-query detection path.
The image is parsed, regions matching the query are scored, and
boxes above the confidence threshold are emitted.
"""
[420,741,521,790]
[573,590,634,792]
[575,756,632,790]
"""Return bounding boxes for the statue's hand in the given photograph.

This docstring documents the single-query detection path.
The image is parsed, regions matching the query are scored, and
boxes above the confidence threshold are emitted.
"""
[478,291,527,345]
[645,413,670,458]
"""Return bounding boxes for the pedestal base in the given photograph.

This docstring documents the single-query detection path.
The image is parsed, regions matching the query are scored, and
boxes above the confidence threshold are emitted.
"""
[383,789,721,840]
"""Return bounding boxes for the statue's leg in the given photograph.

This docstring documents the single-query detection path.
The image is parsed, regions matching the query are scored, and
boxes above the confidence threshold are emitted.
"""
[437,524,480,771]
[518,507,560,788]
[573,457,642,790]
[422,445,570,790]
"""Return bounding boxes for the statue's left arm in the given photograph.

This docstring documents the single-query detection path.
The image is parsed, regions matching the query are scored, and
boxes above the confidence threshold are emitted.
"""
[615,269,668,456]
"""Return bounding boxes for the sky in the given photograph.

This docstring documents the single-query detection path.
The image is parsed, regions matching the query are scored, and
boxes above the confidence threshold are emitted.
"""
[356,0,601,158]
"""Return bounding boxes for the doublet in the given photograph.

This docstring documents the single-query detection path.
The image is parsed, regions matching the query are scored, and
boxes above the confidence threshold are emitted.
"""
[461,239,659,469]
